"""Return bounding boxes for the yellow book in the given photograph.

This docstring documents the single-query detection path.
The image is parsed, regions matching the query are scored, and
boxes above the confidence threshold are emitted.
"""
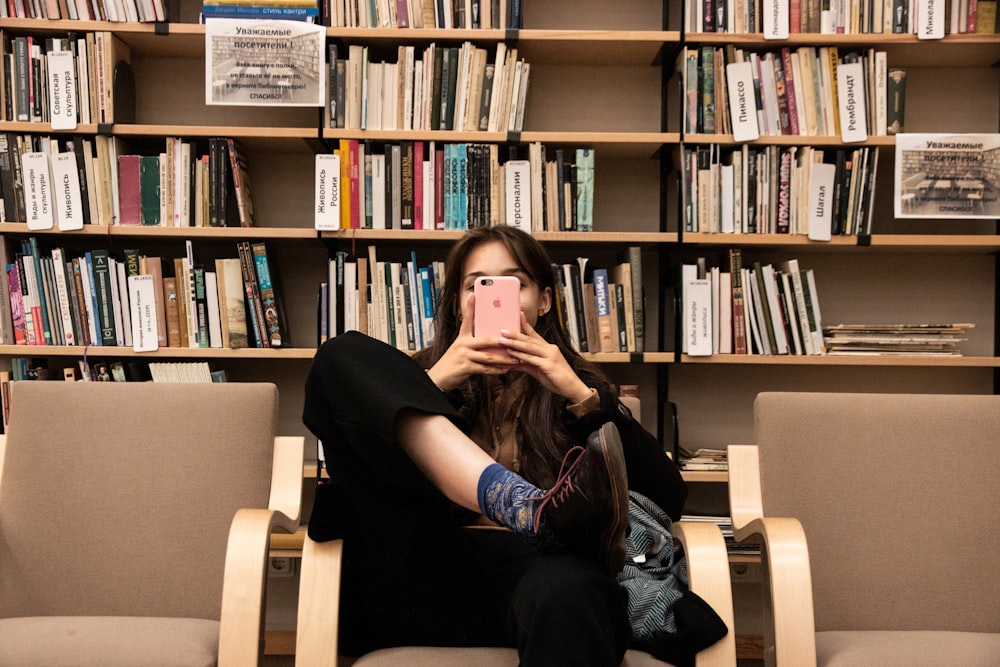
[339,141,351,229]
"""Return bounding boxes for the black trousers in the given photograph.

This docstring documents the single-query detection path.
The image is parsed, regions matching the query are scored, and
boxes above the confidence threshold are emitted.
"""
[303,331,630,667]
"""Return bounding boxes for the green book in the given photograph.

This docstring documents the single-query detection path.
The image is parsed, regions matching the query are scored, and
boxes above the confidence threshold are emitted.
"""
[139,155,160,225]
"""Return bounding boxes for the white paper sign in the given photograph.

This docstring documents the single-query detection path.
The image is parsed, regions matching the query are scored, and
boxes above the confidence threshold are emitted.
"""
[837,62,868,143]
[314,153,341,230]
[205,19,325,107]
[129,274,159,352]
[50,153,85,231]
[894,133,1000,219]
[726,62,760,142]
[763,0,790,38]
[21,152,54,231]
[807,163,837,241]
[46,51,78,130]
[917,0,945,39]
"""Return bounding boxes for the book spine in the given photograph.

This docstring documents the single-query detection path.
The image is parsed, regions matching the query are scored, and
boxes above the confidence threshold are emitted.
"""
[250,241,285,347]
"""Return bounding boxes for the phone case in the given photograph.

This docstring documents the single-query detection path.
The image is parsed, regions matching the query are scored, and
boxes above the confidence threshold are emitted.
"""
[474,276,521,339]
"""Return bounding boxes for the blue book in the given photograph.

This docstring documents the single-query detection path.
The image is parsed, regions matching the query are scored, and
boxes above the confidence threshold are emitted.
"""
[201,4,318,20]
[443,144,454,230]
[457,143,468,231]
[419,266,434,347]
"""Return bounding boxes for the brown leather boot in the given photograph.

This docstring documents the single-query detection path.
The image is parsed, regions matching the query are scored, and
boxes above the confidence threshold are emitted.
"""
[531,422,629,574]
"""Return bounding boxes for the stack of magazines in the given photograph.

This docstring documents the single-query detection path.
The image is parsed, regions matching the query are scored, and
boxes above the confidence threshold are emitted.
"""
[680,515,760,556]
[822,323,974,356]
[678,447,728,471]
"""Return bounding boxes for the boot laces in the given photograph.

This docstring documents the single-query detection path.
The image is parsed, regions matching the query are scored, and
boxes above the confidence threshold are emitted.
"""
[529,445,586,534]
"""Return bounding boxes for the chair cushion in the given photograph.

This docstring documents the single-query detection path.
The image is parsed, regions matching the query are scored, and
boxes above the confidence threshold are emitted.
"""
[351,646,672,666]
[816,630,1000,667]
[0,616,219,667]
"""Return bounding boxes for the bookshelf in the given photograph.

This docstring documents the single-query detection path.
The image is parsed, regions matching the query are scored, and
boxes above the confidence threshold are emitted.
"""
[1,0,998,658]
[0,0,681,442]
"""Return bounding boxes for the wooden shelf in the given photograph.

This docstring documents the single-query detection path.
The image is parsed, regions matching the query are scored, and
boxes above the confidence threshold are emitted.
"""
[681,470,728,482]
[682,232,1000,252]
[0,222,318,240]
[0,344,318,359]
[319,228,677,244]
[679,354,1000,367]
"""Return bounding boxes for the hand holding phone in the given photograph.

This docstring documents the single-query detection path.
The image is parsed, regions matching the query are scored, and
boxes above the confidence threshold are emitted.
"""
[474,276,521,343]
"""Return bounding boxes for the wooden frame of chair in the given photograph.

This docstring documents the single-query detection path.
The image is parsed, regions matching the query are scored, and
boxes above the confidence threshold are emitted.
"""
[728,444,816,667]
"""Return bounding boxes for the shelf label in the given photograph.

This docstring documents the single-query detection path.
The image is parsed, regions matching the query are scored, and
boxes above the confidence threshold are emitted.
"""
[726,62,760,143]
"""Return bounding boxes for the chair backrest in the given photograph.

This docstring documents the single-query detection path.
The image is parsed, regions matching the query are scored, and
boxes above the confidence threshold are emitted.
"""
[0,381,278,621]
[753,391,1000,634]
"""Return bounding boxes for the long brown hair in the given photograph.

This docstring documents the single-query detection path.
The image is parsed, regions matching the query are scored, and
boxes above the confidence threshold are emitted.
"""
[413,226,610,487]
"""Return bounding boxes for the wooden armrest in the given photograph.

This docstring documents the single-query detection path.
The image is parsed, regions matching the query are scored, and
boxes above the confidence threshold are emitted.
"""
[673,521,737,667]
[219,507,300,666]
[296,537,345,667]
[727,444,816,666]
[270,436,305,525]
[734,517,816,667]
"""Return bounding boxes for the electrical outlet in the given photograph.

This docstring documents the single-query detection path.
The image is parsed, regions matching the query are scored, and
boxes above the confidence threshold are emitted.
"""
[730,561,762,582]
[268,557,295,578]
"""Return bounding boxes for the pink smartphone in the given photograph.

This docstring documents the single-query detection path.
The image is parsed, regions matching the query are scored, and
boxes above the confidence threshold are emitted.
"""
[474,276,521,341]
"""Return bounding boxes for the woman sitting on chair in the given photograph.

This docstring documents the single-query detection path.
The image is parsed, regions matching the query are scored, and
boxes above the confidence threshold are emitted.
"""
[304,225,703,666]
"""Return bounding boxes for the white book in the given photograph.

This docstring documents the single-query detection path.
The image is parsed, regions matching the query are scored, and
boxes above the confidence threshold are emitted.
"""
[837,62,868,143]
[504,159,531,232]
[51,248,76,345]
[744,267,770,354]
[372,153,387,229]
[720,163,735,233]
[50,152,84,231]
[807,162,836,241]
[128,274,158,352]
[684,277,713,357]
[21,152,54,231]
[422,165,433,230]
[763,0,790,38]
[804,268,826,354]
[46,50,77,130]
[327,258,338,337]
[726,61,760,142]
[761,264,789,354]
[344,260,358,332]
[365,61,382,130]
[710,266,720,353]
[383,62,398,131]
[874,51,888,136]
[205,271,222,348]
[778,269,803,355]
[315,153,342,230]
[110,259,127,346]
[917,0,945,38]
[75,37,91,124]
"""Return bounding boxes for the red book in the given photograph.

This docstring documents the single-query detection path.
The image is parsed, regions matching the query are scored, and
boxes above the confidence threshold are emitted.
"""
[434,147,445,230]
[117,154,142,225]
[413,140,424,230]
[349,139,361,229]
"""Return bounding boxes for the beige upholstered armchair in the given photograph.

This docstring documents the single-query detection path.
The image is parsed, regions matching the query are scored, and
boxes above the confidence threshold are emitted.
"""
[295,397,738,667]
[0,381,303,667]
[728,391,1000,666]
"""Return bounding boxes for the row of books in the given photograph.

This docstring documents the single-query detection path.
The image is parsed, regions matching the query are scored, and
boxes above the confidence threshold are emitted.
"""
[682,144,880,238]
[323,0,521,28]
[684,0,999,34]
[0,31,133,126]
[314,141,595,233]
[0,0,167,21]
[0,237,287,350]
[682,45,906,140]
[0,132,256,230]
[682,251,826,356]
[823,322,973,355]
[327,42,529,134]
[319,245,646,354]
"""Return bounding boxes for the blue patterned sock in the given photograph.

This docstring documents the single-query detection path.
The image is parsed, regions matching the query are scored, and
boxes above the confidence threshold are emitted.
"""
[476,463,543,537]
